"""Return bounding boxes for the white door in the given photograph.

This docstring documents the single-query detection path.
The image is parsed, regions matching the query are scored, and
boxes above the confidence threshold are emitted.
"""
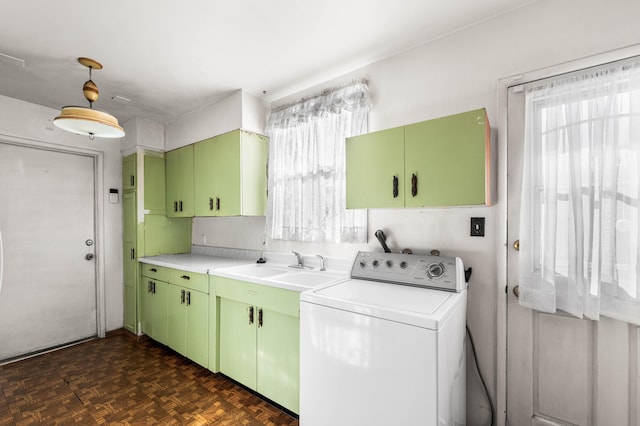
[0,142,97,361]
[506,85,640,425]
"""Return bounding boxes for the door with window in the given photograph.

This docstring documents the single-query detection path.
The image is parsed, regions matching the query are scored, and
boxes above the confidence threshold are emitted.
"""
[506,61,640,425]
[0,142,97,361]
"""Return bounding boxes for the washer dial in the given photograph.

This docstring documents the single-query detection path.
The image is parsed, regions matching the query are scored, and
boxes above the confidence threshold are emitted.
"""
[426,262,445,279]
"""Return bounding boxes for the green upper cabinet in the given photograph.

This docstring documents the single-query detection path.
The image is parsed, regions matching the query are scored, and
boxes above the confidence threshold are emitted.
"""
[123,153,137,191]
[194,130,268,217]
[143,155,166,213]
[346,108,492,208]
[166,145,194,217]
[404,109,490,207]
[346,126,405,209]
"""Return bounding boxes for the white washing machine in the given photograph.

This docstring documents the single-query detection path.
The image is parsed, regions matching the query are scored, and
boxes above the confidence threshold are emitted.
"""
[300,251,467,426]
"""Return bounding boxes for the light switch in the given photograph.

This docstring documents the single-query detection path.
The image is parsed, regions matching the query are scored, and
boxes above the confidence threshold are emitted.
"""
[109,188,119,204]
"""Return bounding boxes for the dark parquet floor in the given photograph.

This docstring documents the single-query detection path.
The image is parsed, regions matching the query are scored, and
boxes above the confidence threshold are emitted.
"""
[0,330,299,425]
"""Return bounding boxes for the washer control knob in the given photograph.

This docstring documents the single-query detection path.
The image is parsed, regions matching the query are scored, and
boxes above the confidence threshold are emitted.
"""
[426,263,445,279]
[400,261,408,269]
[359,260,367,268]
[372,260,379,268]
[386,260,393,268]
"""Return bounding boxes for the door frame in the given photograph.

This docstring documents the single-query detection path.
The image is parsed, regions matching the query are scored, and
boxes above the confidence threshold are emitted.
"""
[496,43,640,426]
[0,134,106,339]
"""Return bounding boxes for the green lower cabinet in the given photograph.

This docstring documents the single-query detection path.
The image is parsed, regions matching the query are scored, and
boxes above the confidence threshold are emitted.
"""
[123,283,137,333]
[141,277,168,346]
[184,288,209,367]
[217,277,300,414]
[166,282,209,368]
[219,298,258,388]
[256,308,300,413]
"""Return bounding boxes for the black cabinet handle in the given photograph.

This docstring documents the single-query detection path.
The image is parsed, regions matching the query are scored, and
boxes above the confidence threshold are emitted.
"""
[130,175,135,187]
[152,282,156,294]
[411,173,418,197]
[180,289,185,304]
[150,268,157,272]
[179,200,183,212]
[249,306,254,325]
[258,308,263,328]
[209,197,214,211]
[180,275,190,280]
[173,201,178,212]
[186,291,191,306]
[147,281,152,293]
[392,175,399,198]
[216,197,220,211]
[131,248,135,260]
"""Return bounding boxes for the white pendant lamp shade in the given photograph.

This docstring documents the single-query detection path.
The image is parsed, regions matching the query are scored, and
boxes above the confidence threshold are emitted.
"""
[54,106,124,138]
[53,57,125,140]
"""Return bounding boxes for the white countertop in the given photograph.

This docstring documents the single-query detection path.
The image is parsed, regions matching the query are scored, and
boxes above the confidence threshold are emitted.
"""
[139,253,250,274]
[139,248,352,292]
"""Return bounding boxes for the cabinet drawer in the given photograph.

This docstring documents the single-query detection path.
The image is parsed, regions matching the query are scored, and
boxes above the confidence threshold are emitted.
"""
[168,269,209,293]
[216,277,299,317]
[141,263,169,281]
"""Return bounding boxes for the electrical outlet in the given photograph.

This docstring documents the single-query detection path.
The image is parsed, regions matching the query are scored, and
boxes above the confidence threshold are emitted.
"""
[470,217,485,237]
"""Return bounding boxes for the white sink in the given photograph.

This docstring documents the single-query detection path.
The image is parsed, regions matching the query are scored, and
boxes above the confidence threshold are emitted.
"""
[267,272,346,287]
[220,264,291,278]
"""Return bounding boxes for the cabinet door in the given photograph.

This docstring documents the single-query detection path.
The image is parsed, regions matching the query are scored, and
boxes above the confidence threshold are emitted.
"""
[123,278,137,334]
[151,280,168,346]
[123,153,136,191]
[123,191,136,244]
[141,278,167,343]
[194,132,241,216]
[141,278,154,337]
[405,109,488,206]
[193,137,218,216]
[219,297,257,390]
[166,284,187,356]
[210,131,241,216]
[165,145,194,217]
[346,127,405,209]
[143,155,166,213]
[239,132,268,216]
[185,289,209,368]
[257,308,300,414]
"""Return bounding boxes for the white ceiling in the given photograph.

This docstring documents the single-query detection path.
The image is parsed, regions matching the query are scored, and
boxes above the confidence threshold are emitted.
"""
[0,0,535,124]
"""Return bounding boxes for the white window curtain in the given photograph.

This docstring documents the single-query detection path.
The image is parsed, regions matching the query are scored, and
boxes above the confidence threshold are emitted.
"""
[265,81,370,243]
[519,59,640,325]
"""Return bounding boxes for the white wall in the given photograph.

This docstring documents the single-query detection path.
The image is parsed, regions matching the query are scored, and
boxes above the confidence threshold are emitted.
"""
[193,0,640,423]
[0,94,124,333]
[165,90,244,150]
[121,117,165,155]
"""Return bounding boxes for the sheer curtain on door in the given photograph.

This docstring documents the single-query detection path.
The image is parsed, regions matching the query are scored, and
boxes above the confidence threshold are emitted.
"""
[265,81,369,243]
[519,59,640,325]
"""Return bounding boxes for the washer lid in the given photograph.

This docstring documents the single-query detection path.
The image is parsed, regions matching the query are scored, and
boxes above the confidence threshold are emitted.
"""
[301,278,466,330]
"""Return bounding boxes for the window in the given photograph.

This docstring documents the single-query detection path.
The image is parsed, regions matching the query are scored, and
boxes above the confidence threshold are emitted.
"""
[518,59,640,325]
[265,81,369,243]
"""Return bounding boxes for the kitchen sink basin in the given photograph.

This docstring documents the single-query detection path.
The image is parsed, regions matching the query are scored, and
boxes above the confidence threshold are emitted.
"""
[267,272,346,287]
[221,264,291,278]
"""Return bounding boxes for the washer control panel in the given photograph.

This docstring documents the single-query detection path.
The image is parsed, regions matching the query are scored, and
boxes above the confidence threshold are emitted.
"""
[350,251,465,292]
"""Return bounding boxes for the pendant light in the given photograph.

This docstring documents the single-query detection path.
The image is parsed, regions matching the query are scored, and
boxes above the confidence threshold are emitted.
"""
[53,57,125,140]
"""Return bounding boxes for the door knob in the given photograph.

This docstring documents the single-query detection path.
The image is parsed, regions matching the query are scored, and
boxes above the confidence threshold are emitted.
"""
[85,239,94,246]
[513,285,520,298]
[85,253,94,261]
[513,240,520,251]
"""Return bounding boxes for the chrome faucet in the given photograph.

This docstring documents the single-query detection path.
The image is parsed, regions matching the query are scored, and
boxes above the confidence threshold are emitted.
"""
[290,250,307,269]
[316,254,326,271]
